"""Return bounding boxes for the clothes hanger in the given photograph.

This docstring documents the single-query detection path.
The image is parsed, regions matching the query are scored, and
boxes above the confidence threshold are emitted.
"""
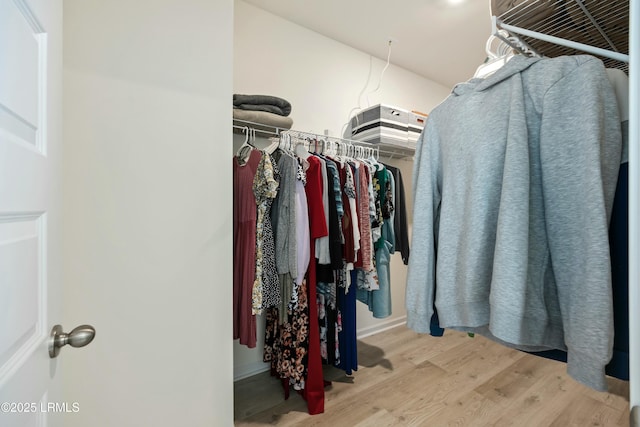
[264,136,279,154]
[316,138,325,156]
[279,132,293,155]
[474,30,515,79]
[236,126,254,163]
[348,144,356,159]
[294,136,310,160]
[326,139,333,156]
[366,146,380,168]
[331,140,339,157]
[239,126,249,147]
[345,142,353,159]
[333,141,342,161]
[286,133,296,155]
[323,140,329,156]
[307,137,318,155]
[326,140,340,165]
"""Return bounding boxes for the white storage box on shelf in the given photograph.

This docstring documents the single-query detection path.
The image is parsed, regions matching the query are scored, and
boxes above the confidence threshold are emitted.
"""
[343,104,427,158]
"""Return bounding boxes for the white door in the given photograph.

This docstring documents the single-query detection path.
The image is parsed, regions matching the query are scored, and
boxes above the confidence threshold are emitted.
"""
[0,0,66,426]
[60,1,234,426]
[1,0,234,425]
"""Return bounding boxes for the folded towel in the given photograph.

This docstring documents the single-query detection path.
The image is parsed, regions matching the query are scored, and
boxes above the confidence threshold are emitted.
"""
[233,94,292,116]
[233,109,293,131]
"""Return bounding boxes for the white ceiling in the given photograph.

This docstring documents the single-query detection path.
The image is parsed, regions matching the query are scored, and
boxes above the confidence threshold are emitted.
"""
[242,0,494,89]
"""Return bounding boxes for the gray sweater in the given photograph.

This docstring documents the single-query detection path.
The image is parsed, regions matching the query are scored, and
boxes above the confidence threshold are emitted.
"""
[271,152,297,279]
[406,55,621,391]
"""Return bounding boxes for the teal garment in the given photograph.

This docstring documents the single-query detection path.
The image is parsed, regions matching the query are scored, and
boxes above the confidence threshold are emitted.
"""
[356,239,393,318]
[358,168,395,318]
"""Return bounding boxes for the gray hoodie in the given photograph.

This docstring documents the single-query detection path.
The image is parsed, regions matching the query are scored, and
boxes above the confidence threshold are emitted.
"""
[406,55,621,391]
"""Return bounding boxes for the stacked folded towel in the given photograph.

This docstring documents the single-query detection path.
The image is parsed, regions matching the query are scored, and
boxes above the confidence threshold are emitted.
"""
[233,94,293,130]
[234,94,292,116]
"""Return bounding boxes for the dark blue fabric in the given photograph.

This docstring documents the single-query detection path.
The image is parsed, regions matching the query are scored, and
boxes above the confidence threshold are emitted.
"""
[430,310,445,337]
[337,271,358,375]
[529,349,567,363]
[527,163,629,381]
[606,162,629,380]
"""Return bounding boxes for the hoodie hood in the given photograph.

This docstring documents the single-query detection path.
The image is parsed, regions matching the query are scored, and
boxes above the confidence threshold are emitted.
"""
[452,55,543,96]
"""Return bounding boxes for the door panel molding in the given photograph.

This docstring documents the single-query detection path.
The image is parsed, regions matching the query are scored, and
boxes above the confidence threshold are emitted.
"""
[11,0,44,33]
[0,0,47,153]
[0,213,46,387]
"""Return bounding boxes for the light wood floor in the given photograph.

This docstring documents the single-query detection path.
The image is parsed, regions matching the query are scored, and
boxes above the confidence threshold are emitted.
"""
[234,325,630,426]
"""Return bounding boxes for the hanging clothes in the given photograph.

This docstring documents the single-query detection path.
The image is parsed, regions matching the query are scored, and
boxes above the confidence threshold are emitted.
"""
[234,133,412,414]
[270,151,299,324]
[406,54,622,392]
[252,152,280,314]
[260,153,282,311]
[604,67,630,381]
[339,161,359,267]
[233,149,262,348]
[357,166,395,319]
[271,151,298,281]
[384,164,410,265]
[353,161,373,272]
[337,270,358,375]
[526,67,630,382]
[314,156,331,265]
[264,155,310,386]
[302,153,329,415]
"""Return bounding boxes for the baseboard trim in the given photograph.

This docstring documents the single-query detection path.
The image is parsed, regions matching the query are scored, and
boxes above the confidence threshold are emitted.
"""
[233,316,408,382]
[357,316,407,339]
[234,361,269,382]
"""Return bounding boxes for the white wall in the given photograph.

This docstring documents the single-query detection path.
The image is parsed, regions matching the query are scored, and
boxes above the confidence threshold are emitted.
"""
[62,1,234,426]
[234,1,450,137]
[233,0,450,379]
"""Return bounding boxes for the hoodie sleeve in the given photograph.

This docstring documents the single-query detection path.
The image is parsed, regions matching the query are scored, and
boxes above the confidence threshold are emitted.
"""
[539,57,621,391]
[405,119,442,333]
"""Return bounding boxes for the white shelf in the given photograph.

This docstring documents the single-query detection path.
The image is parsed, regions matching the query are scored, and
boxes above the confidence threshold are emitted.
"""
[494,0,629,72]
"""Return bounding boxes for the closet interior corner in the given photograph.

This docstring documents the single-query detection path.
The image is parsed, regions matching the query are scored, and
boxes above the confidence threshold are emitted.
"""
[232,0,636,424]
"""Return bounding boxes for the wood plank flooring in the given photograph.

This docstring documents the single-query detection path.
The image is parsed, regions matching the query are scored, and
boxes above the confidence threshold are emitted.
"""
[234,325,629,426]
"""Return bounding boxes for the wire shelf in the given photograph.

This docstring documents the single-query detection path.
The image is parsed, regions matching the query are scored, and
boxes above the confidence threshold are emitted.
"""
[494,0,629,72]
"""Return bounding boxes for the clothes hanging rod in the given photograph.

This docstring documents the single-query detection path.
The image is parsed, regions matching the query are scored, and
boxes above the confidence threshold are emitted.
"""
[232,119,283,136]
[232,124,279,137]
[233,118,379,150]
[233,118,418,159]
[282,129,378,150]
[496,18,630,63]
[282,129,381,161]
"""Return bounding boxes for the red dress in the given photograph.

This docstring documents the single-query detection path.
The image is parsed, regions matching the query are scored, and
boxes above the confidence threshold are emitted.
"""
[303,155,329,414]
[233,149,262,348]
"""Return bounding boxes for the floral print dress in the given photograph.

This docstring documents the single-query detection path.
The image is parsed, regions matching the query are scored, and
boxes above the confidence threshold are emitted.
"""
[252,152,281,314]
[263,151,310,392]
